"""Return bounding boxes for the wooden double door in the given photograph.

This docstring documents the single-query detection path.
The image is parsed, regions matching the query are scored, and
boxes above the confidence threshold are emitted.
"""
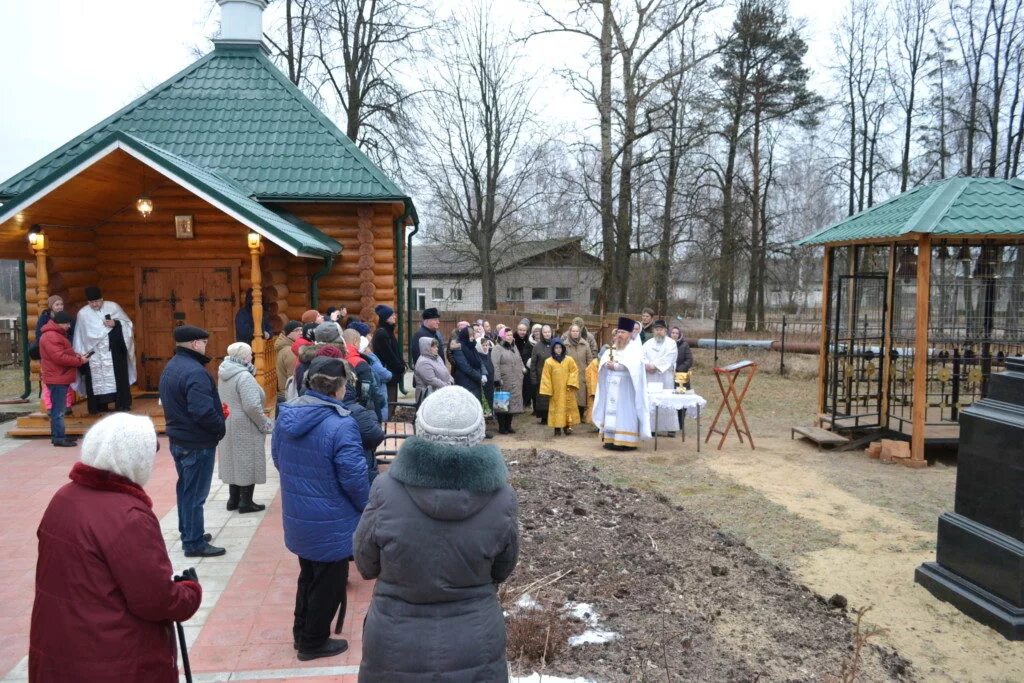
[136,261,238,390]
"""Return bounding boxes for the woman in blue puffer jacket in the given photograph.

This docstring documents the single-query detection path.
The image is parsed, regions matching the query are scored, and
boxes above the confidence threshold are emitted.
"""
[271,356,369,663]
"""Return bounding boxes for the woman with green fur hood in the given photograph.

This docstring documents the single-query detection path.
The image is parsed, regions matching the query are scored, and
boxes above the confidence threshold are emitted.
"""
[354,385,519,682]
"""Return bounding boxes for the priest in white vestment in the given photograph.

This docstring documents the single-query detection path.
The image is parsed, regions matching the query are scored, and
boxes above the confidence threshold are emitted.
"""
[642,319,679,435]
[593,317,651,450]
[73,286,137,413]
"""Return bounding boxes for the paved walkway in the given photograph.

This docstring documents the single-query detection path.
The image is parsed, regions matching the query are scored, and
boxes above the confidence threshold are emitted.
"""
[0,432,368,682]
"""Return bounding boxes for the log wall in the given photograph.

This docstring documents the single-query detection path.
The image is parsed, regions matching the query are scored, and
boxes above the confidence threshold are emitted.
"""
[281,201,403,323]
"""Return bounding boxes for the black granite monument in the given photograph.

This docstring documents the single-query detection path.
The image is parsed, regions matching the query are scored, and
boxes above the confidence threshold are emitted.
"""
[915,357,1024,639]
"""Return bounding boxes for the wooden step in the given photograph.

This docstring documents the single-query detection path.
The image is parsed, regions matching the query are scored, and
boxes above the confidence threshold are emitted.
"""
[9,399,167,438]
[792,425,850,451]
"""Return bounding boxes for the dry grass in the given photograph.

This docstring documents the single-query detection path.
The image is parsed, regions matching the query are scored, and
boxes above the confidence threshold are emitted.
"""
[505,603,585,667]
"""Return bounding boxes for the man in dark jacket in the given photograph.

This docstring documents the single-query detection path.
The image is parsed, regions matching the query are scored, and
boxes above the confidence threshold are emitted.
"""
[158,325,227,558]
[272,356,369,662]
[39,311,88,447]
[410,308,445,366]
[372,304,405,406]
[234,288,272,344]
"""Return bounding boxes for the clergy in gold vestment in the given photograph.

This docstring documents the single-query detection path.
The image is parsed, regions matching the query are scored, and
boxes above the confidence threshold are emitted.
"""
[539,338,580,434]
[584,355,600,426]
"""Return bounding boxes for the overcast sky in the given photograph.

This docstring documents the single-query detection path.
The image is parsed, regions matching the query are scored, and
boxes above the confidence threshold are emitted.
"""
[0,0,843,185]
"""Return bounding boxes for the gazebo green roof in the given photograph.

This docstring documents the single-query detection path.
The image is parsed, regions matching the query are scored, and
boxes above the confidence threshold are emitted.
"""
[0,43,416,220]
[799,177,1024,246]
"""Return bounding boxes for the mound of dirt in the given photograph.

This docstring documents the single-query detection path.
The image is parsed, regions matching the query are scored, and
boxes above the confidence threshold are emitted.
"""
[503,448,913,682]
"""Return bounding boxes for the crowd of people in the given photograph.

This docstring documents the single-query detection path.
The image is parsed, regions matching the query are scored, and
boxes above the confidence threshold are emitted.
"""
[31,298,519,679]
[30,294,692,680]
[409,306,694,444]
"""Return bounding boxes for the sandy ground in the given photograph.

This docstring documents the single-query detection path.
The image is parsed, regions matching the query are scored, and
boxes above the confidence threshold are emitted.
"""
[491,346,1024,682]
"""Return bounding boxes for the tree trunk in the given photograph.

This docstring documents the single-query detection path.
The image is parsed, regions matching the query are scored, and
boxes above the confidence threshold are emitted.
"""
[595,0,615,314]
[654,99,680,310]
[718,114,742,328]
[745,110,763,332]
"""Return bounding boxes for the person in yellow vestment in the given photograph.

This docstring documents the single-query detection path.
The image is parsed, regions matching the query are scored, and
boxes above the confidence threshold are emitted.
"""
[539,338,579,436]
[584,350,603,430]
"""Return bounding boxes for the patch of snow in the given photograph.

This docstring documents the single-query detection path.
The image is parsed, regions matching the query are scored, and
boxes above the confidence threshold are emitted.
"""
[516,593,541,610]
[569,629,620,646]
[512,673,595,683]
[508,460,520,465]
[564,601,619,647]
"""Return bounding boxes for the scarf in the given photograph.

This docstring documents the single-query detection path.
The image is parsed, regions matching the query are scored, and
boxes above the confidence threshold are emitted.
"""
[550,338,566,363]
[457,327,482,370]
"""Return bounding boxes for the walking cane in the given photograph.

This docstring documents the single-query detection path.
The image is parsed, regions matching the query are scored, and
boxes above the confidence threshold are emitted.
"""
[176,620,193,683]
[173,567,199,683]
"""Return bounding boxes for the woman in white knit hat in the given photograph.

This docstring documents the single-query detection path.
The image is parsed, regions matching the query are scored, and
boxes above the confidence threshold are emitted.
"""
[354,386,519,682]
[218,341,274,513]
[30,413,202,682]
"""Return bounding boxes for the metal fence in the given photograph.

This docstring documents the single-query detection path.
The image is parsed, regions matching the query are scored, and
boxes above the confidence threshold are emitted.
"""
[0,318,21,367]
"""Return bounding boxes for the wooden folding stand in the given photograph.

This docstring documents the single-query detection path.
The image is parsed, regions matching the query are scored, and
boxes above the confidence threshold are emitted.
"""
[705,360,758,450]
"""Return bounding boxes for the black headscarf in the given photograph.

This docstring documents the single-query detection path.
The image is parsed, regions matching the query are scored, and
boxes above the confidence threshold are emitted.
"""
[550,338,566,363]
[457,325,482,370]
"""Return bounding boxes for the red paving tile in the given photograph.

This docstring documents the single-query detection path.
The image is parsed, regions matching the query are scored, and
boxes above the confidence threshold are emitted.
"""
[0,436,180,677]
[192,489,374,676]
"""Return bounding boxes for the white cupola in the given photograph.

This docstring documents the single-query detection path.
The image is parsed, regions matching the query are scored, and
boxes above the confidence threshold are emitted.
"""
[215,0,268,47]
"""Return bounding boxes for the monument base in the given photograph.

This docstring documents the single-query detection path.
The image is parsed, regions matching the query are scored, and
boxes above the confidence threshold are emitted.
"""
[915,512,1024,640]
[916,563,1024,640]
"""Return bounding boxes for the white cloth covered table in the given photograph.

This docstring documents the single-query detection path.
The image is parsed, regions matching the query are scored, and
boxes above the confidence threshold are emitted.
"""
[647,391,707,451]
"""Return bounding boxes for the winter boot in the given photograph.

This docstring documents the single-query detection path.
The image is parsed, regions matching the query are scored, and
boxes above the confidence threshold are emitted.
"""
[237,485,266,514]
[226,484,240,511]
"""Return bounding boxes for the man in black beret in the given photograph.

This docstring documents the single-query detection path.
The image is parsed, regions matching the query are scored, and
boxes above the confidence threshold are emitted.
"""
[158,325,227,557]
[410,307,445,367]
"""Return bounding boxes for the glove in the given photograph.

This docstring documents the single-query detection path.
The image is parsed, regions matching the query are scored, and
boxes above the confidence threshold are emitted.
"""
[173,567,199,584]
[481,374,488,385]
[222,402,230,418]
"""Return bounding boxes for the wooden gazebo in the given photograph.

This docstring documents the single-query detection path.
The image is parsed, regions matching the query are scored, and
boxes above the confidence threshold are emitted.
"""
[799,177,1024,464]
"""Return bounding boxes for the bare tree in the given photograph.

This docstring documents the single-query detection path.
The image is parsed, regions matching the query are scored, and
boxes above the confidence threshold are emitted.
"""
[264,0,319,86]
[949,0,994,176]
[984,0,1023,176]
[890,0,934,192]
[419,5,548,310]
[530,0,715,312]
[311,0,431,166]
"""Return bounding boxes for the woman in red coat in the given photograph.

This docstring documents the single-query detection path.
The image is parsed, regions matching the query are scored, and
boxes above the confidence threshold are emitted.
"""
[30,413,202,682]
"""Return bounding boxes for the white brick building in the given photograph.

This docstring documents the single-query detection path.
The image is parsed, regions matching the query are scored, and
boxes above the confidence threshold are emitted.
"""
[410,237,603,313]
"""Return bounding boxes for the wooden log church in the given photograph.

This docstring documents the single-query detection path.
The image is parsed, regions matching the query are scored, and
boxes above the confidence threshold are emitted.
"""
[0,0,417,435]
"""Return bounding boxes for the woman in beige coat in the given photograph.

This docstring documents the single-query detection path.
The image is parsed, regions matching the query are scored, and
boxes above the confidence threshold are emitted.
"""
[564,325,594,423]
[218,342,274,513]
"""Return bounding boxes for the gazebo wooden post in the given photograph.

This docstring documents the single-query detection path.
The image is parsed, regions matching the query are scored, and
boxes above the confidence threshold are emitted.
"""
[879,244,897,429]
[249,234,267,392]
[911,234,932,462]
[816,246,832,416]
[33,242,49,413]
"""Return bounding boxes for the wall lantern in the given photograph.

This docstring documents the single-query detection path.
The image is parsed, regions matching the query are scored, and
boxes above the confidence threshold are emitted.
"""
[247,231,261,249]
[136,195,154,218]
[27,225,45,251]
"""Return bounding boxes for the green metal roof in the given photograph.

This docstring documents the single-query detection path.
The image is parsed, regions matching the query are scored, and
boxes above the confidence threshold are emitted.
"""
[0,131,341,258]
[0,44,416,220]
[799,177,1024,246]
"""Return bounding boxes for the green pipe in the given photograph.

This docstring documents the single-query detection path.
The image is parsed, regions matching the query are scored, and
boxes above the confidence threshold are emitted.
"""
[393,216,405,361]
[405,217,420,359]
[19,260,31,399]
[309,254,335,310]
